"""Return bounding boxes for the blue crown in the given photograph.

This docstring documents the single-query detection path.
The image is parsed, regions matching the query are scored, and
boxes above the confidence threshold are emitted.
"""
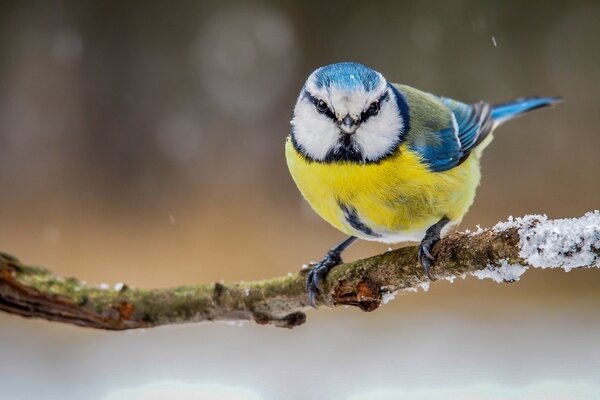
[313,62,382,91]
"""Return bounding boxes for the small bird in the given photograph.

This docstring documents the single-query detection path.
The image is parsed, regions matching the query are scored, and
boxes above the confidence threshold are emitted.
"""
[286,62,560,307]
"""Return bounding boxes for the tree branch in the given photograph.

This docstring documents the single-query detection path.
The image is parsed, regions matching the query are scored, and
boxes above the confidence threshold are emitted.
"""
[1,212,599,329]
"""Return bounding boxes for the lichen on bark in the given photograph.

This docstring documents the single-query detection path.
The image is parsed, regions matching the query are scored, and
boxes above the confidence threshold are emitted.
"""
[1,213,598,329]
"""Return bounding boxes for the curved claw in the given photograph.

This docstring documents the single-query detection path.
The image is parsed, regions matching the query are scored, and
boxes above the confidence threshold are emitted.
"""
[418,247,434,280]
[307,252,341,308]
[417,217,449,281]
[418,241,436,280]
[420,245,435,261]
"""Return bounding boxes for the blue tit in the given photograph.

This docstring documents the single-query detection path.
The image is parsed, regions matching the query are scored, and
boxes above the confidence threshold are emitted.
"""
[285,62,561,307]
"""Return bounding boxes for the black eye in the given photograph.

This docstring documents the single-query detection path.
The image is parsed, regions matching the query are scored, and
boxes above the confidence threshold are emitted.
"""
[315,99,329,114]
[367,101,380,116]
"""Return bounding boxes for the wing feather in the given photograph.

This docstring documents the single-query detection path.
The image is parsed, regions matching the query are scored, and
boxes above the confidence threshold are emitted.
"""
[410,98,494,172]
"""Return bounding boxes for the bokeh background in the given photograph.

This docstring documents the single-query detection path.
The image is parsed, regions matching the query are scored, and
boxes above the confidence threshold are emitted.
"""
[1,1,599,399]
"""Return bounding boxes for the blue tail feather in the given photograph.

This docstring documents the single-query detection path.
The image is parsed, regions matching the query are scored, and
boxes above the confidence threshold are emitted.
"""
[491,96,562,124]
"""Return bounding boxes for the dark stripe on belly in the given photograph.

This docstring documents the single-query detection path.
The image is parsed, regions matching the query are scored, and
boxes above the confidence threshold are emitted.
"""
[338,202,381,237]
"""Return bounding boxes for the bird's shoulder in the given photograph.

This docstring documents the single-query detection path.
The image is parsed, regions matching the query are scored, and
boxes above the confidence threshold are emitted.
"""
[392,83,452,136]
[392,83,493,172]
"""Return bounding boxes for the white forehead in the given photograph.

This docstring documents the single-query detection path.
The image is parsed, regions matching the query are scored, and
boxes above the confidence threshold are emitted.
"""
[305,72,388,118]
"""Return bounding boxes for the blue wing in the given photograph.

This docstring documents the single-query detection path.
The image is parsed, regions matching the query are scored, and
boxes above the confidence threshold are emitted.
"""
[409,99,494,172]
[408,95,559,172]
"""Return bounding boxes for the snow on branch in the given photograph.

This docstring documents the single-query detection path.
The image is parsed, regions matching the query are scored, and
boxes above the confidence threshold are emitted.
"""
[1,212,598,329]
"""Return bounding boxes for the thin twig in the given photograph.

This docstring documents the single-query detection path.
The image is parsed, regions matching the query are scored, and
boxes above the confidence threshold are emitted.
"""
[1,213,598,329]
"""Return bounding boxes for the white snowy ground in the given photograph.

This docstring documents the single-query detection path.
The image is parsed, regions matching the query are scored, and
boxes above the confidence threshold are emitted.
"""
[2,302,600,400]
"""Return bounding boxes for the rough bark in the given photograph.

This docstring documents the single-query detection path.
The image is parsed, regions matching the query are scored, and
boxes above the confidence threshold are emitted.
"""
[0,214,597,329]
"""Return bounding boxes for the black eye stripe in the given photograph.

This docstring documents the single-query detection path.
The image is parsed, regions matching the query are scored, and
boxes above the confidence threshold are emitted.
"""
[303,89,389,124]
[360,91,389,123]
[303,90,336,121]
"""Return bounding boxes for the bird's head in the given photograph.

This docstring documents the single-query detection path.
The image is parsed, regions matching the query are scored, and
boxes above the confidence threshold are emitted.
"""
[291,62,409,163]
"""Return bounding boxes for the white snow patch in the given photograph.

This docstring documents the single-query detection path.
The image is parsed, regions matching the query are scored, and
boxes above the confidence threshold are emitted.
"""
[444,275,456,283]
[471,259,528,283]
[400,282,431,293]
[492,214,542,233]
[519,211,600,271]
[493,211,600,272]
[381,290,397,304]
[98,283,110,290]
[466,224,486,236]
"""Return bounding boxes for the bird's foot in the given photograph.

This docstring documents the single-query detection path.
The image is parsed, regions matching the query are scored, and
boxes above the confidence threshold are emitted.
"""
[418,238,437,280]
[418,217,449,280]
[307,251,342,308]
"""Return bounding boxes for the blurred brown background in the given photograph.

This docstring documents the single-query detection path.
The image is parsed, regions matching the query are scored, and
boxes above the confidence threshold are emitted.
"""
[1,1,599,399]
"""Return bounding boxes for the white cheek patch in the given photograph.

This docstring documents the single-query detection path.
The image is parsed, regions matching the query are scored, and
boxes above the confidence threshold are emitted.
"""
[353,98,404,161]
[291,98,339,160]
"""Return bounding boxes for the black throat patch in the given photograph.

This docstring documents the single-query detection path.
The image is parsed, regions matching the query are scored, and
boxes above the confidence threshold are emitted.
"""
[324,135,364,163]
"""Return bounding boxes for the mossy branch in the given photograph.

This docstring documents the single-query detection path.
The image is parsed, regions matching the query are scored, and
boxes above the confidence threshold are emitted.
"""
[1,212,598,329]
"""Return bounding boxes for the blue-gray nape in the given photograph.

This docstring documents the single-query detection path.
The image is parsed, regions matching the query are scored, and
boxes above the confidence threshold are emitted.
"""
[313,62,382,91]
[388,83,411,136]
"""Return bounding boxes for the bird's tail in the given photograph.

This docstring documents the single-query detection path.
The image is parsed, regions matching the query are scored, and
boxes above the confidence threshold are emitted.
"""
[491,97,562,126]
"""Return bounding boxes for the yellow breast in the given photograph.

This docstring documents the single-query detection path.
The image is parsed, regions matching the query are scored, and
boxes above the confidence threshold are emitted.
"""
[285,137,483,243]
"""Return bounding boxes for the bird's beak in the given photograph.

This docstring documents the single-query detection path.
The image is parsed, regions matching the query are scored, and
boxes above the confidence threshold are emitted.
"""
[338,115,359,134]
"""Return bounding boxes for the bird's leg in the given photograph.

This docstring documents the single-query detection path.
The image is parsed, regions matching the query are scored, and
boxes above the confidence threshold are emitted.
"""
[418,217,450,280]
[307,236,357,308]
